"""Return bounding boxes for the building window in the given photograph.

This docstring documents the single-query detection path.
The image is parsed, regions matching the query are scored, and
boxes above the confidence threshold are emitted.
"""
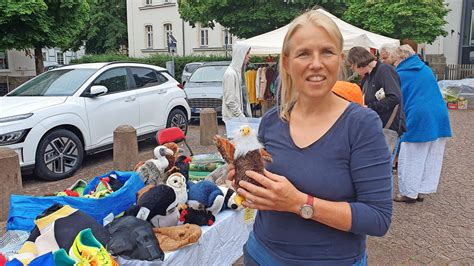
[200,28,209,47]
[471,10,474,45]
[164,23,173,46]
[223,28,233,46]
[145,25,153,48]
[57,52,64,65]
[145,0,152,5]
[42,52,47,61]
[163,0,170,3]
[0,51,8,69]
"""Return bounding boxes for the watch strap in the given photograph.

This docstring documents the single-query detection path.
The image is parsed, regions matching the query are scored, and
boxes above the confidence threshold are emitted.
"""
[306,195,314,206]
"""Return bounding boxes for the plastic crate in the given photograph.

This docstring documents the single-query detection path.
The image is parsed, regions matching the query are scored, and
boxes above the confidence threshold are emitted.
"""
[224,117,262,139]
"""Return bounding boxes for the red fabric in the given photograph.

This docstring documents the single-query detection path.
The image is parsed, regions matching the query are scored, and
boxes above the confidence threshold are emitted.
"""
[0,253,6,266]
[157,127,185,145]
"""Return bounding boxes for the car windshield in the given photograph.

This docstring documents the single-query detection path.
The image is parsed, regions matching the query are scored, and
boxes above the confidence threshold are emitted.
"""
[7,69,96,96]
[188,65,227,82]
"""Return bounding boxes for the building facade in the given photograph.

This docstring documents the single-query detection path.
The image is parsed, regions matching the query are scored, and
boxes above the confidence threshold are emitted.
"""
[423,0,474,64]
[127,0,238,57]
[0,48,85,95]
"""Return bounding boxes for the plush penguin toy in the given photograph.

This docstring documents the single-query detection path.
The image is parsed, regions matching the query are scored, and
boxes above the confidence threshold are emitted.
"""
[214,125,272,204]
[218,186,242,211]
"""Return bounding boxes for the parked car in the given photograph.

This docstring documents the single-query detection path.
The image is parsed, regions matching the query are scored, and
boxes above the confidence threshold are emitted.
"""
[184,61,230,118]
[0,62,190,181]
[181,62,203,84]
[43,61,62,72]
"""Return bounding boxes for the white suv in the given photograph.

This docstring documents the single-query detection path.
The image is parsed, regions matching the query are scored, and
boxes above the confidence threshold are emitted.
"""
[0,62,190,181]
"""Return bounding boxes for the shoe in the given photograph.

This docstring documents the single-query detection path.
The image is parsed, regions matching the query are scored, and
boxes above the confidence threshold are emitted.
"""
[54,248,77,266]
[69,228,118,266]
[393,194,417,204]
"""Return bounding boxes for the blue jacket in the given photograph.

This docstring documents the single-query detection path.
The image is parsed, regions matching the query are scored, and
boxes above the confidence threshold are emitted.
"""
[396,55,451,142]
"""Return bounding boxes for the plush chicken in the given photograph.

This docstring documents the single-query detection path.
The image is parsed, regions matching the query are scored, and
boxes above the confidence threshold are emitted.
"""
[136,146,174,185]
[213,125,272,205]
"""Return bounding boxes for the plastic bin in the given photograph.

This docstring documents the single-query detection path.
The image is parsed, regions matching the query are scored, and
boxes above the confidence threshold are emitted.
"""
[224,117,262,139]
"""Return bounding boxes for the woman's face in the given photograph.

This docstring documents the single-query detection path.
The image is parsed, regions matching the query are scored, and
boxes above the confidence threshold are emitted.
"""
[283,24,342,100]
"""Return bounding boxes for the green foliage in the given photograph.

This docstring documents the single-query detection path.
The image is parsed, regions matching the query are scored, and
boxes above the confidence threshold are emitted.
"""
[343,0,449,44]
[71,54,267,82]
[178,0,348,38]
[71,0,128,54]
[0,0,89,50]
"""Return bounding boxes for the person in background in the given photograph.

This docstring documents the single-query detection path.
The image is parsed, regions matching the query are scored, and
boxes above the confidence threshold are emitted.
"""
[392,45,452,203]
[347,46,406,142]
[222,43,252,121]
[379,44,398,65]
[228,10,392,265]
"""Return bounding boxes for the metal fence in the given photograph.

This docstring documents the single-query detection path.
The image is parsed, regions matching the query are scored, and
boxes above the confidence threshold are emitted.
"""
[444,64,474,80]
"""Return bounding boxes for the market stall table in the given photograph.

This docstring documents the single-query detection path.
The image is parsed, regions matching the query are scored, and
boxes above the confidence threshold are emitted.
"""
[117,209,254,265]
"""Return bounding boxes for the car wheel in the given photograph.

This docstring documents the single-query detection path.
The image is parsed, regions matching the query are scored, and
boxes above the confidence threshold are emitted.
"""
[166,109,188,134]
[34,129,84,181]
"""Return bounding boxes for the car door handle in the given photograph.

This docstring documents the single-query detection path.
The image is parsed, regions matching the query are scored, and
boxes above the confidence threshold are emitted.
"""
[125,96,136,102]
[157,89,166,94]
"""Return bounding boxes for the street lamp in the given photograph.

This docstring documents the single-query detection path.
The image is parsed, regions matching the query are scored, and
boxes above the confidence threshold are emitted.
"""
[224,28,229,59]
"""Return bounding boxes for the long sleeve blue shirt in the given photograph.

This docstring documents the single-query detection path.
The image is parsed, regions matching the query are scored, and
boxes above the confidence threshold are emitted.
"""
[251,103,393,265]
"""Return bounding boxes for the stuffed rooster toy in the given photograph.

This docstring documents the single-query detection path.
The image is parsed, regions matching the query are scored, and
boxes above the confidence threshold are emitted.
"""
[214,125,272,205]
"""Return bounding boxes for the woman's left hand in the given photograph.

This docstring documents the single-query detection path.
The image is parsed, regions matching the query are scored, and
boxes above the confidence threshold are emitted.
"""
[237,169,304,214]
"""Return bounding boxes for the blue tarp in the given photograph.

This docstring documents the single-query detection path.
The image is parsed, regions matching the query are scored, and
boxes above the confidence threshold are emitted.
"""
[7,171,144,231]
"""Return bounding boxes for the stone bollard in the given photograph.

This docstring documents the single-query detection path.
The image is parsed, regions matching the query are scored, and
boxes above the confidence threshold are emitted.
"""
[200,108,218,145]
[113,125,139,171]
[0,147,23,221]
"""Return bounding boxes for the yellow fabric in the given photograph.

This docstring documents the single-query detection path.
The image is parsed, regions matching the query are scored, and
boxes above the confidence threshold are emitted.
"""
[246,70,257,104]
[18,241,37,256]
[35,205,77,231]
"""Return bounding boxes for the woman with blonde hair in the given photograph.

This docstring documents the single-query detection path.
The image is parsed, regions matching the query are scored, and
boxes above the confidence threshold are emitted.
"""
[228,9,392,265]
[392,44,452,203]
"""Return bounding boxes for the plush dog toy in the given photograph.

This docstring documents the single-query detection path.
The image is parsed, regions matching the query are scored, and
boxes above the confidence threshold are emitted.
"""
[186,180,224,216]
[124,185,180,228]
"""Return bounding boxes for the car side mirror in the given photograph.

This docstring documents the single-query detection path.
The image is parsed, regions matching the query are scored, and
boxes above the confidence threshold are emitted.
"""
[88,85,108,97]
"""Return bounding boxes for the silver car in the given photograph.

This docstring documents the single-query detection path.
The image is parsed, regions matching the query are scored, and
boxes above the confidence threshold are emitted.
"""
[184,61,230,118]
[181,62,203,84]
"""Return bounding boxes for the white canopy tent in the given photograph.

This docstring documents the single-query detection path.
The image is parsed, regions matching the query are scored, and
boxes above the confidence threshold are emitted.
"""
[238,9,399,55]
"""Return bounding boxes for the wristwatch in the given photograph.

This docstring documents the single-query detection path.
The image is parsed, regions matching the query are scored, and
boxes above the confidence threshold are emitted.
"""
[299,194,314,219]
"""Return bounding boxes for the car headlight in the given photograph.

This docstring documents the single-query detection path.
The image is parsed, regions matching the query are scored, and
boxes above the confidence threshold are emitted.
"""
[0,113,33,123]
[0,129,30,146]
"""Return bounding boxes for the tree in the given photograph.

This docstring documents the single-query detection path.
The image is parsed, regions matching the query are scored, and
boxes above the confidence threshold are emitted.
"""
[343,0,449,44]
[0,0,89,74]
[71,0,128,54]
[178,0,348,39]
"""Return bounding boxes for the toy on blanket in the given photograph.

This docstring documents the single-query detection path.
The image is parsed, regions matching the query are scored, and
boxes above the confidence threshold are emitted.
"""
[166,172,188,205]
[179,206,215,226]
[214,125,272,205]
[162,142,180,172]
[124,184,180,228]
[186,180,224,216]
[135,146,174,185]
[219,186,242,211]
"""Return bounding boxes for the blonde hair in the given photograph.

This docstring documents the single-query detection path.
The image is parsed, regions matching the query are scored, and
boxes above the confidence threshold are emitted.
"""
[278,9,343,121]
[394,44,416,62]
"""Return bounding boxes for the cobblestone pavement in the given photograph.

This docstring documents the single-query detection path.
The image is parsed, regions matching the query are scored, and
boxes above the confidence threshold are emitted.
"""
[2,111,473,264]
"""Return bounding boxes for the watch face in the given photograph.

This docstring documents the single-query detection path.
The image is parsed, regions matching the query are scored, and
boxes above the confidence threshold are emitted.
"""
[300,205,314,219]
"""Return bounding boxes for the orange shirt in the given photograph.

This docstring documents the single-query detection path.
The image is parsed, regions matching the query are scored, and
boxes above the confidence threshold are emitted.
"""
[332,81,364,105]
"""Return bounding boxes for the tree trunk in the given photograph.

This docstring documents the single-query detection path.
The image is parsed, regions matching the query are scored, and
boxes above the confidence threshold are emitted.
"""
[34,47,44,75]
